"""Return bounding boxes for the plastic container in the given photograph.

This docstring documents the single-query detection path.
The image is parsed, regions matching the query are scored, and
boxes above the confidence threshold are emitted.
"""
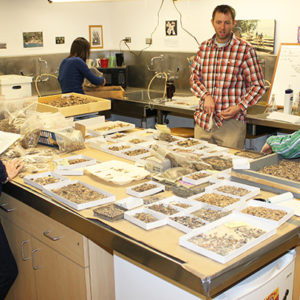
[100,58,109,68]
[0,75,32,99]
[283,88,293,114]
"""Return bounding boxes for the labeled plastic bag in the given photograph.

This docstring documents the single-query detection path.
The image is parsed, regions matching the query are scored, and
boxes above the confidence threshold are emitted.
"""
[55,128,85,153]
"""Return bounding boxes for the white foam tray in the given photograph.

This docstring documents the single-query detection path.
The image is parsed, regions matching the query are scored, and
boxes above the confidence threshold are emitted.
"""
[53,154,97,170]
[188,191,244,211]
[158,196,201,211]
[124,207,168,230]
[85,160,150,185]
[168,211,208,233]
[24,171,69,191]
[43,180,115,210]
[87,121,135,136]
[115,197,144,210]
[179,212,277,264]
[117,146,152,162]
[145,198,183,217]
[127,181,165,198]
[236,199,294,228]
[171,138,208,149]
[100,142,134,155]
[182,170,216,185]
[205,180,260,202]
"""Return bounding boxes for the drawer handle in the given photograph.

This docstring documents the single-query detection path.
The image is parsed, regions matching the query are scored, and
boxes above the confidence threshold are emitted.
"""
[32,248,40,270]
[0,203,16,213]
[21,240,30,261]
[43,230,62,241]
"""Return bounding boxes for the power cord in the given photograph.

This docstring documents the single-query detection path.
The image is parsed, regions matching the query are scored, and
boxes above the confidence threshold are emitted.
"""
[172,0,200,46]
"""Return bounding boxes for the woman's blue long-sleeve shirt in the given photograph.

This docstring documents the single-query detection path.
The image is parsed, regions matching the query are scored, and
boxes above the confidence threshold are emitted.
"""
[0,161,8,194]
[58,57,104,94]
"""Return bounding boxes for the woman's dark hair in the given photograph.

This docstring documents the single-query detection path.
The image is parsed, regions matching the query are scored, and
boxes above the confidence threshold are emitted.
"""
[69,37,90,62]
[212,5,236,21]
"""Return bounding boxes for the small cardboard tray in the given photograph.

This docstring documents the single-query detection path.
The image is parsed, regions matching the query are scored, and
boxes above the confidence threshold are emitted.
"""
[117,146,152,162]
[53,154,97,170]
[24,171,69,191]
[100,142,134,155]
[201,153,234,171]
[158,196,201,211]
[182,170,216,185]
[37,93,111,117]
[231,153,300,198]
[127,181,165,198]
[171,138,208,149]
[236,199,294,228]
[188,191,244,211]
[43,180,115,210]
[115,197,144,210]
[205,180,260,202]
[209,171,231,183]
[93,203,126,221]
[104,132,131,143]
[87,121,135,136]
[85,160,150,185]
[124,207,168,230]
[179,212,277,264]
[145,199,183,217]
[168,211,208,233]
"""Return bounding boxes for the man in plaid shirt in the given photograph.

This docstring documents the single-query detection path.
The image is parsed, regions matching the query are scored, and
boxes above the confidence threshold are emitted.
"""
[190,5,265,149]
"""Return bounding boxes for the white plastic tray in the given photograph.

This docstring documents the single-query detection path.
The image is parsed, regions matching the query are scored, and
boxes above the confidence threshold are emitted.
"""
[182,170,216,185]
[87,121,135,136]
[124,207,168,230]
[126,181,165,198]
[85,160,150,185]
[205,180,260,201]
[100,142,134,155]
[236,199,294,228]
[53,154,97,170]
[168,211,207,233]
[43,180,115,210]
[115,197,144,210]
[188,191,244,211]
[179,212,277,264]
[24,171,68,191]
[145,199,183,217]
[158,196,201,211]
[117,146,152,162]
[171,138,207,149]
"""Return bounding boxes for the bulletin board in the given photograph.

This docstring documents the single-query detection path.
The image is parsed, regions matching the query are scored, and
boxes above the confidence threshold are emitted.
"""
[268,43,300,107]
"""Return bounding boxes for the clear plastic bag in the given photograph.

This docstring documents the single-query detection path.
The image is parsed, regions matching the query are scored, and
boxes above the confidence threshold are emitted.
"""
[55,128,85,153]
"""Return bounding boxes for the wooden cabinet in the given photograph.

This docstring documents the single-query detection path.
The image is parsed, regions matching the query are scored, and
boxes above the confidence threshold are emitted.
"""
[0,193,115,300]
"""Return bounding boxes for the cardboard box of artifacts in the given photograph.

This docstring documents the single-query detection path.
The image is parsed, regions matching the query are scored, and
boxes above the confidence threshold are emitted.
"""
[36,93,111,117]
[83,85,125,100]
[231,153,300,198]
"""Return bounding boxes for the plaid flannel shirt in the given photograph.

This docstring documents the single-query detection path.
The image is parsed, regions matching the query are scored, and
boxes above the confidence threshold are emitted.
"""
[190,34,265,130]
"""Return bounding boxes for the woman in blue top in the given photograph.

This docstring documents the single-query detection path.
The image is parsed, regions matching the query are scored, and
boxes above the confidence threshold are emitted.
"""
[58,37,105,94]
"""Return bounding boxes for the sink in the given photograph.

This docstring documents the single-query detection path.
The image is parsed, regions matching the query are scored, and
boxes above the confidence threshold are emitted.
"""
[125,90,164,101]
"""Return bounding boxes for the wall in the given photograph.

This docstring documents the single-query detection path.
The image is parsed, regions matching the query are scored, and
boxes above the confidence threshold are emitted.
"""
[0,0,299,57]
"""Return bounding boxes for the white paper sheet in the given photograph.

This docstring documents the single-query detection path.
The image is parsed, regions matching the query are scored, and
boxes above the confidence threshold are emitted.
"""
[0,131,21,154]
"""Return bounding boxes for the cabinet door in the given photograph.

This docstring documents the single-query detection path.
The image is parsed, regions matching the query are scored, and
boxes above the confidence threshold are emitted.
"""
[31,237,89,300]
[1,218,36,300]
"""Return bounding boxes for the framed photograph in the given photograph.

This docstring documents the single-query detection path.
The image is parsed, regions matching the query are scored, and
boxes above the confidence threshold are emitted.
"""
[165,20,177,36]
[234,19,276,54]
[55,36,65,44]
[23,31,43,48]
[89,25,103,49]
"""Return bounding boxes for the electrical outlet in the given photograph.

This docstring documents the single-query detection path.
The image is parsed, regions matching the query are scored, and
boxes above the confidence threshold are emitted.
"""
[145,38,152,45]
[124,37,131,43]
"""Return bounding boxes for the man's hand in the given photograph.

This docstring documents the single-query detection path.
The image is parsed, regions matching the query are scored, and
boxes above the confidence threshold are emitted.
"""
[4,158,23,181]
[261,142,273,154]
[203,95,215,115]
[221,105,241,120]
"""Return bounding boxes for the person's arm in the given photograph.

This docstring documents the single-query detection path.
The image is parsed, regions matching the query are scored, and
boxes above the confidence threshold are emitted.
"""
[239,47,266,112]
[78,60,105,86]
[262,130,300,158]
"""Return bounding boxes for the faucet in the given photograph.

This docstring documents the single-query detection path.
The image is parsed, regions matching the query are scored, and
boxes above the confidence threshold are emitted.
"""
[37,57,49,82]
[147,54,164,72]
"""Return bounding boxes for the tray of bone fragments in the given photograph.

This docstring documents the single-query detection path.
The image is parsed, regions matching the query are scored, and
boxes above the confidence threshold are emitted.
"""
[188,191,244,211]
[179,212,277,263]
[84,160,150,185]
[157,195,201,211]
[24,171,69,191]
[236,199,294,228]
[53,154,97,170]
[93,203,126,221]
[87,121,135,136]
[124,207,168,230]
[205,180,260,202]
[231,153,300,198]
[182,170,216,185]
[99,142,134,155]
[171,138,208,149]
[127,181,165,198]
[43,180,115,210]
[201,153,234,171]
[117,146,152,162]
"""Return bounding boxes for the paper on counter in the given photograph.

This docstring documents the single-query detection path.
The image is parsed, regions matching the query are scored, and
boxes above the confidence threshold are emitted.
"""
[0,131,21,154]
[266,111,300,124]
[232,157,250,170]
[277,200,300,217]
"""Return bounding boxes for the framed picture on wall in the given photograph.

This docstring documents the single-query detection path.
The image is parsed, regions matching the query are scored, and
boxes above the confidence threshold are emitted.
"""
[234,19,276,54]
[23,31,43,48]
[89,25,103,49]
